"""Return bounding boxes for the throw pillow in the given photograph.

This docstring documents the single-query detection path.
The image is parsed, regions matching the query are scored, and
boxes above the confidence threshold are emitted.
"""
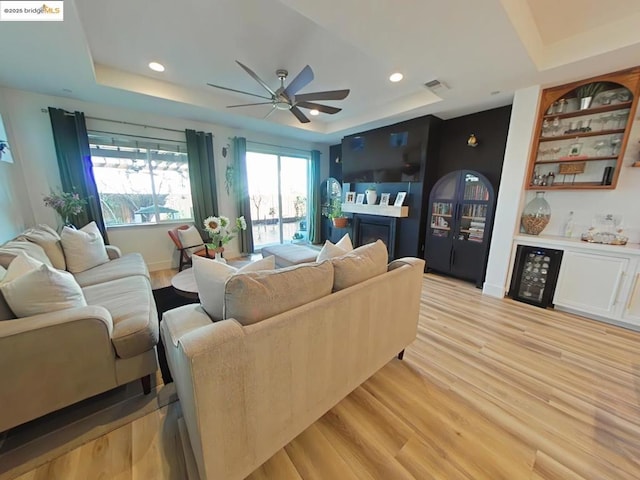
[60,222,110,273]
[330,240,388,291]
[0,265,13,321]
[0,240,53,269]
[0,253,86,317]
[178,226,205,257]
[193,254,276,321]
[19,224,66,270]
[316,233,354,262]
[224,260,334,326]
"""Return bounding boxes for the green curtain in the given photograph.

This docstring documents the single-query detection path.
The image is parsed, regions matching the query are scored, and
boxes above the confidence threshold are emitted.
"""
[233,137,254,253]
[185,130,218,234]
[48,107,108,242]
[308,150,322,244]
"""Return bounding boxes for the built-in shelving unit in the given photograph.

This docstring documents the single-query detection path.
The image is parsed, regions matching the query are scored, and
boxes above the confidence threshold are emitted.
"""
[526,67,640,190]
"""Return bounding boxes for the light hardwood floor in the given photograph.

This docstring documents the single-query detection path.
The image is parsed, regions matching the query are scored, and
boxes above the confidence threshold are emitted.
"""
[14,273,640,479]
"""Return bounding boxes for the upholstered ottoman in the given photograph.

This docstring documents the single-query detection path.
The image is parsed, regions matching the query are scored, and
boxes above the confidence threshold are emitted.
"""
[260,244,319,268]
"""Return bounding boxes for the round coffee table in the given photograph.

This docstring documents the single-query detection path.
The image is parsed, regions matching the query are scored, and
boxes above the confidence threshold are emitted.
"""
[171,268,198,300]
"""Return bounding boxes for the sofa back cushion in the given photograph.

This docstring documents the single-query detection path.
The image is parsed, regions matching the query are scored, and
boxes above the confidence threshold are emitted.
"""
[194,254,276,321]
[0,253,86,317]
[224,260,334,326]
[0,240,53,269]
[315,233,354,262]
[60,222,110,273]
[19,224,66,270]
[330,240,388,291]
[0,266,15,320]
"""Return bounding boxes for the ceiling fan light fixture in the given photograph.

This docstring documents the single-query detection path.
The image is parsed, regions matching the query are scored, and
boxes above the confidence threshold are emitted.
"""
[275,101,291,110]
[389,72,404,83]
[148,62,165,72]
[309,109,319,116]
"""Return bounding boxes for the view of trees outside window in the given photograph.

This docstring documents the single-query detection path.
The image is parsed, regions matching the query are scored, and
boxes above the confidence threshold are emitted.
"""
[246,151,308,249]
[89,134,193,226]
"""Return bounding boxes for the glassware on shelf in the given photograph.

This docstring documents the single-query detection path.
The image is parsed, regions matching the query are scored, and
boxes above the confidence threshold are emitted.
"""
[551,117,561,136]
[521,192,551,235]
[609,135,623,155]
[599,113,614,130]
[591,140,608,157]
[555,99,566,114]
[617,90,631,103]
[612,110,628,129]
[538,146,552,160]
[541,118,551,136]
[597,91,617,105]
[550,146,562,159]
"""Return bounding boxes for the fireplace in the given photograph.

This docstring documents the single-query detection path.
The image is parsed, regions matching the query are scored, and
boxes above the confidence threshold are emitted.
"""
[353,214,397,259]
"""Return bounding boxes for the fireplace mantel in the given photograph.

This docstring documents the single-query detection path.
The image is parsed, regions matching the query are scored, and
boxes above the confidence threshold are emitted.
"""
[342,203,408,218]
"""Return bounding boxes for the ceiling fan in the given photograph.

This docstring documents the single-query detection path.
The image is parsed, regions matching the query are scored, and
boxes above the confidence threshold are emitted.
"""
[207,61,350,123]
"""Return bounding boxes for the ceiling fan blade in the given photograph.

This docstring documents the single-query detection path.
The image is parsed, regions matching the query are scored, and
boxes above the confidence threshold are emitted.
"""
[290,106,310,123]
[294,89,350,102]
[226,102,274,108]
[284,65,314,97]
[296,101,342,115]
[207,83,272,100]
[264,106,277,119]
[236,60,277,96]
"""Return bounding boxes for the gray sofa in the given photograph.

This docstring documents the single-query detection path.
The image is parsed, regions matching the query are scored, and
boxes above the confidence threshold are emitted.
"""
[0,225,159,432]
[161,240,424,480]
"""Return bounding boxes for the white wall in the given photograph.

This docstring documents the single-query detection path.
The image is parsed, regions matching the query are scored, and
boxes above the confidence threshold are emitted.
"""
[483,85,541,298]
[0,89,34,242]
[0,87,330,270]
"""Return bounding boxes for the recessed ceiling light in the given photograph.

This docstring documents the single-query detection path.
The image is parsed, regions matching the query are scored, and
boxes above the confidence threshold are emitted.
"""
[309,109,319,116]
[148,62,165,72]
[389,72,404,83]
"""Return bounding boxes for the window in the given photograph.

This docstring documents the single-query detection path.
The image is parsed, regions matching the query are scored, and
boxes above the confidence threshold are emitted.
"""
[246,150,309,250]
[89,133,192,226]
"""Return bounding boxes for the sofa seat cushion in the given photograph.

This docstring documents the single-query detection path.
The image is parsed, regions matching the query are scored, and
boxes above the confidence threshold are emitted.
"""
[224,260,334,325]
[260,244,318,268]
[82,276,158,358]
[73,253,149,287]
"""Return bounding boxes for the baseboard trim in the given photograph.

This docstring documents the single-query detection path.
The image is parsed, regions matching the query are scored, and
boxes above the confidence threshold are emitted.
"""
[482,282,506,298]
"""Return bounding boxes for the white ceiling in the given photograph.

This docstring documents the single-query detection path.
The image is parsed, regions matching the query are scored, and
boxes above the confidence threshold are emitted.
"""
[1,0,639,144]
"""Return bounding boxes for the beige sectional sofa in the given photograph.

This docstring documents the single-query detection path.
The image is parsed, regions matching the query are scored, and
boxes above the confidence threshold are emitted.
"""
[161,240,424,480]
[0,225,159,432]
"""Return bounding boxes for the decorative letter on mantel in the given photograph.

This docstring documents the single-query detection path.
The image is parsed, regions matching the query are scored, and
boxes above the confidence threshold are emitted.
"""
[341,203,408,218]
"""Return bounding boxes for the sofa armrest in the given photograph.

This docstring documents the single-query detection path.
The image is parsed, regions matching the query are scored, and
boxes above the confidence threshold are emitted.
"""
[388,257,426,272]
[106,245,122,260]
[0,306,118,432]
[0,305,113,339]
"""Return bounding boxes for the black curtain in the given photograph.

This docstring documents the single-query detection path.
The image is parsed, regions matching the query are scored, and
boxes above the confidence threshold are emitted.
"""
[48,108,108,242]
[185,130,218,233]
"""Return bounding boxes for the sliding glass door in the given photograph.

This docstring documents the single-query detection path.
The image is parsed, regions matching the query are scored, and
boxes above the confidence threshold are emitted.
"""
[246,151,309,250]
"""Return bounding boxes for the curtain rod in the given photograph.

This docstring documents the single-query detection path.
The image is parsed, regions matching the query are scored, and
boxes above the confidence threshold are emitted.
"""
[87,129,187,144]
[41,108,193,135]
[243,139,317,154]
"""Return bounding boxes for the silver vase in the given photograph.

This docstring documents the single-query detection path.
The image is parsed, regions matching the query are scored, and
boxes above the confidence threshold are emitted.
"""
[579,96,593,110]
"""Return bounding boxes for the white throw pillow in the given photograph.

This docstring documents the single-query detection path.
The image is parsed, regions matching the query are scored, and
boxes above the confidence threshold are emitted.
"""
[20,224,66,270]
[193,254,276,321]
[177,226,205,257]
[0,253,86,317]
[316,233,354,262]
[0,265,6,281]
[60,222,110,273]
[0,240,53,269]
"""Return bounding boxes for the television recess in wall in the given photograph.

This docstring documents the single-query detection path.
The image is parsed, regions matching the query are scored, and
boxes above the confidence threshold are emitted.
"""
[342,129,422,183]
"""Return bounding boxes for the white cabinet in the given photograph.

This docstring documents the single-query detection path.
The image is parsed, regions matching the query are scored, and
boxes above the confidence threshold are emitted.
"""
[622,265,640,325]
[553,251,628,319]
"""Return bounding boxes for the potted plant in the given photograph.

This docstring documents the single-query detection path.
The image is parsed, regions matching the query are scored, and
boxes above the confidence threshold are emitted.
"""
[365,184,378,205]
[328,197,348,228]
[575,82,606,110]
